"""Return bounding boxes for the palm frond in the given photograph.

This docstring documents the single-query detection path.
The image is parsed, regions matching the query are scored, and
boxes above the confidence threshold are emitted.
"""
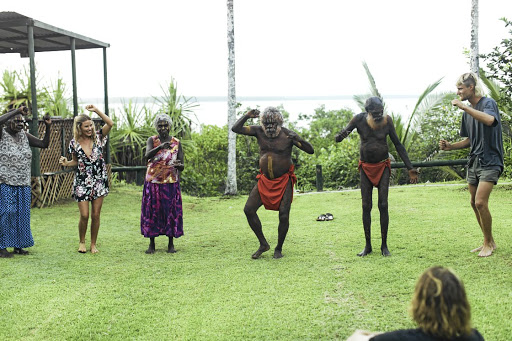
[402,78,443,146]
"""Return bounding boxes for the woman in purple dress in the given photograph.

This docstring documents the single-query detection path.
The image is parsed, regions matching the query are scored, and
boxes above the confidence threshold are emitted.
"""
[59,105,113,254]
[141,114,184,254]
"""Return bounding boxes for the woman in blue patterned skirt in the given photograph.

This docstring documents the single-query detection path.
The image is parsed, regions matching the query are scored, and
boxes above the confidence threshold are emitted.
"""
[0,106,52,258]
[59,105,113,254]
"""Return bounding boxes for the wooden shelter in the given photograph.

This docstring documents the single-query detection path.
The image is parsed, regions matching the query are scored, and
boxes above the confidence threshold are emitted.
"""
[0,11,110,206]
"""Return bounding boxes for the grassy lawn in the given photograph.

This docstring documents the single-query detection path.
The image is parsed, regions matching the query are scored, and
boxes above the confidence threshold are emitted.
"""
[1,183,511,340]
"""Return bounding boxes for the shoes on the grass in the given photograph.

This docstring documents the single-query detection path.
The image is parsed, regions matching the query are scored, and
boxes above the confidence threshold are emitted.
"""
[316,213,334,221]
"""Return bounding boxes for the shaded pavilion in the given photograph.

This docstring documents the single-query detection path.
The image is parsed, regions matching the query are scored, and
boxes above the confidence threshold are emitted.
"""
[0,11,110,206]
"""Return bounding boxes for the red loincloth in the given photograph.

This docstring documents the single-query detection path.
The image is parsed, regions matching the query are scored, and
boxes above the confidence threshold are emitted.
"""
[358,159,391,187]
[256,165,297,211]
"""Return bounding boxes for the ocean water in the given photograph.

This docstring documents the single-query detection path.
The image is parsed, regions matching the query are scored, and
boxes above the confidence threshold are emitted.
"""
[87,96,420,129]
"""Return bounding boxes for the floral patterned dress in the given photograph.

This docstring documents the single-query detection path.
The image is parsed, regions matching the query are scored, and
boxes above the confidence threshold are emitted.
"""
[68,131,109,202]
[140,136,183,238]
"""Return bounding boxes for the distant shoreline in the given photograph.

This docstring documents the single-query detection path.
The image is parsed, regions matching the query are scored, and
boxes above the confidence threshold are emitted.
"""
[81,94,419,103]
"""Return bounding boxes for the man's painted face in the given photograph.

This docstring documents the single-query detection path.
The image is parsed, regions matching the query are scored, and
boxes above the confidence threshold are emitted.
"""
[369,109,384,121]
[261,115,281,138]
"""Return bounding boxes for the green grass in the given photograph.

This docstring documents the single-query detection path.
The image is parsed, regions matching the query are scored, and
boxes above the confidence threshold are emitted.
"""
[1,183,511,340]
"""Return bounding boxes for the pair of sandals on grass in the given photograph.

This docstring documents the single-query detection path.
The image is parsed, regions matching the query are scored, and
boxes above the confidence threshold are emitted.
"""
[316,213,334,221]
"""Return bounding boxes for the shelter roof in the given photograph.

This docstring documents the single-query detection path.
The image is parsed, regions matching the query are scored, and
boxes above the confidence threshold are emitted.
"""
[0,11,109,55]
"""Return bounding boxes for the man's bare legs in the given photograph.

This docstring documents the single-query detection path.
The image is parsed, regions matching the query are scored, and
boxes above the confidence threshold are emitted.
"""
[377,169,391,256]
[244,185,269,259]
[468,182,496,257]
[90,197,104,253]
[359,171,373,256]
[358,169,391,256]
[274,180,293,259]
[77,201,89,253]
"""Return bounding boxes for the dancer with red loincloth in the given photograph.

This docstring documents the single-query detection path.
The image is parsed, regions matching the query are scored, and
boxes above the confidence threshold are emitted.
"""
[336,97,418,256]
[232,107,314,259]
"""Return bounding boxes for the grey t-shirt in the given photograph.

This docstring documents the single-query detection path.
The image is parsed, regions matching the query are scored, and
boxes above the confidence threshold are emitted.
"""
[460,97,504,171]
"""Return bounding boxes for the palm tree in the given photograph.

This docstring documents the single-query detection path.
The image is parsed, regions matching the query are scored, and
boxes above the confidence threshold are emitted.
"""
[40,75,72,118]
[470,0,479,74]
[153,77,199,139]
[109,100,154,166]
[0,69,31,111]
[354,62,444,152]
[225,0,238,195]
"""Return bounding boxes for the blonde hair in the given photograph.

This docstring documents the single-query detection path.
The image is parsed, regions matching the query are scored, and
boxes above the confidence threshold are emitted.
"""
[410,266,472,339]
[456,72,484,97]
[73,114,95,141]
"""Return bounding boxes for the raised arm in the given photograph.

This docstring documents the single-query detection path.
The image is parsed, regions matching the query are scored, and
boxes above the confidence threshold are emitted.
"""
[281,127,314,154]
[0,107,29,140]
[0,106,27,126]
[27,115,52,149]
[86,105,114,136]
[452,99,496,126]
[335,116,358,142]
[231,109,260,136]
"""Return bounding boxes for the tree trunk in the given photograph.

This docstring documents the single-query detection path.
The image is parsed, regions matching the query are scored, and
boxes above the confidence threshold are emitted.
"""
[470,0,479,74]
[225,0,237,195]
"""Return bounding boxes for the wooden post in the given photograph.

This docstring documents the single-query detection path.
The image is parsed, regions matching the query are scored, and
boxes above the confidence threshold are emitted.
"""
[103,47,111,164]
[70,37,78,117]
[316,165,323,192]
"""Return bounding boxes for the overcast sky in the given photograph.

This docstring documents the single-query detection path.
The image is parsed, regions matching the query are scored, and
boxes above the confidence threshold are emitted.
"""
[1,0,511,100]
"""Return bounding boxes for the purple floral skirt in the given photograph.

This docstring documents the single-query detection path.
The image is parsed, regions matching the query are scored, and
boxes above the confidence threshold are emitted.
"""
[140,181,183,238]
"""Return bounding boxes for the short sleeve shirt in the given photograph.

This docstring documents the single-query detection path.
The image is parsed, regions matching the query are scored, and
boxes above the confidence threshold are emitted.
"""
[459,97,504,171]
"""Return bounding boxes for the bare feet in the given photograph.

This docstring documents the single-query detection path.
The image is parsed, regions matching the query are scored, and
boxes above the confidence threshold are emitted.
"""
[470,245,483,253]
[478,243,495,257]
[251,243,270,259]
[78,242,86,253]
[167,246,177,253]
[381,245,391,257]
[90,244,99,254]
[273,248,283,259]
[471,241,497,253]
[357,246,372,257]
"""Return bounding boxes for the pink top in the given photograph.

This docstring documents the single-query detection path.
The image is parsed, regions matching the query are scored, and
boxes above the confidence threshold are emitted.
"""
[145,136,180,184]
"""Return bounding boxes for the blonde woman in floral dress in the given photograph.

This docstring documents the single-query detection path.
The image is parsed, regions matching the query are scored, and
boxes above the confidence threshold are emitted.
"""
[59,105,113,253]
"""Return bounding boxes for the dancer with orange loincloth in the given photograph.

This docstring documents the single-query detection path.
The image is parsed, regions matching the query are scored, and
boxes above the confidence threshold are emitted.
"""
[232,107,314,259]
[336,97,418,256]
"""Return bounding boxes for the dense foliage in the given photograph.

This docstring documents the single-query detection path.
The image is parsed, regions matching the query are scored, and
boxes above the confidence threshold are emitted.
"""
[2,64,511,196]
[480,17,512,113]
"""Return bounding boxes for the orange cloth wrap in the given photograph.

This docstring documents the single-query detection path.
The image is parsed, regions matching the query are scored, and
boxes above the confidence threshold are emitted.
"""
[256,165,297,211]
[358,159,391,187]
